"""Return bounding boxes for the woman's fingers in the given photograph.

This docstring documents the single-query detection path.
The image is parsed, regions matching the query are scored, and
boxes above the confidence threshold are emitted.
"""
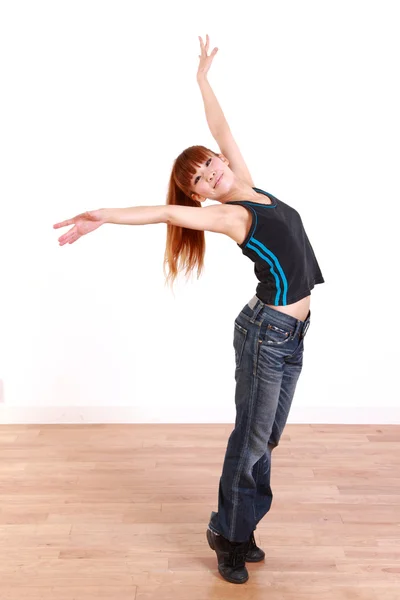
[199,34,209,53]
[58,226,77,245]
[59,235,77,246]
[58,234,69,246]
[53,219,74,229]
[198,34,217,60]
[67,233,78,245]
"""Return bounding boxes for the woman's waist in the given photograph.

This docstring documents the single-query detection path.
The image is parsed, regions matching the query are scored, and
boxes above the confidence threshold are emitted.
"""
[264,295,311,322]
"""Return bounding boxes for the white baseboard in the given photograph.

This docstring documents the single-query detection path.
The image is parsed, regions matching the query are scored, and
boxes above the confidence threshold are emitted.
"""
[1,406,399,425]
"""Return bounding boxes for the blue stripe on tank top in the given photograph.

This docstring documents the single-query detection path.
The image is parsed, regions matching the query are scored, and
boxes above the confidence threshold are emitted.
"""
[241,202,288,306]
[247,240,288,305]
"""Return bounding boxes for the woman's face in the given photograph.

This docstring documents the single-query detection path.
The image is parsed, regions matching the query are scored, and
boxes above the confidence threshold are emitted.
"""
[190,153,231,202]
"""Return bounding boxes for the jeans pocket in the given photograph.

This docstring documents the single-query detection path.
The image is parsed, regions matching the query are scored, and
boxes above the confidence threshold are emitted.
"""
[233,321,248,369]
[264,322,292,345]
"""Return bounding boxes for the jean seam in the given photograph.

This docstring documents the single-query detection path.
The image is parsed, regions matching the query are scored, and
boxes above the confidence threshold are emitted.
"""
[229,367,259,540]
[254,458,261,526]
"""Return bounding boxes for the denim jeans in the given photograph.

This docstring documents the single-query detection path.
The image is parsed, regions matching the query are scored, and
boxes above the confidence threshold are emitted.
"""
[208,294,311,543]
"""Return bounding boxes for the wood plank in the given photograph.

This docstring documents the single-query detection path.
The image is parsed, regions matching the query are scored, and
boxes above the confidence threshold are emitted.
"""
[0,423,398,598]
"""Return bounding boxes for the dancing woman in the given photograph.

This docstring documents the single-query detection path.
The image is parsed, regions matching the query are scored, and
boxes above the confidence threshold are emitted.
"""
[54,35,324,584]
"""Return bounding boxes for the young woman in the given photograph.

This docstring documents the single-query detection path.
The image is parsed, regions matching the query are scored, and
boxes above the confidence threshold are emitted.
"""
[54,35,324,585]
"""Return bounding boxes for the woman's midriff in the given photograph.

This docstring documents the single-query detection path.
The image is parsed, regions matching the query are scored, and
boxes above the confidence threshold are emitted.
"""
[265,294,310,322]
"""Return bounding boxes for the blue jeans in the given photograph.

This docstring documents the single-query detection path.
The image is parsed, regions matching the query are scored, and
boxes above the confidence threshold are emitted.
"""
[208,294,311,543]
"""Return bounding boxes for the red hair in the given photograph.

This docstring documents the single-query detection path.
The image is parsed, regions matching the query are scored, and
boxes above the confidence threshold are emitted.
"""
[163,145,220,290]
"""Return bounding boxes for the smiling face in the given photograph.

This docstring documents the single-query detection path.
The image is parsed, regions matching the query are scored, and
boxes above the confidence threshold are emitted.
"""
[190,153,232,203]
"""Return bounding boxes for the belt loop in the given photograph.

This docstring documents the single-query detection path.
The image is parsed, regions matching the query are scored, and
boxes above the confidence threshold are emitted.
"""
[301,320,310,339]
[247,295,259,311]
[292,319,302,339]
[249,296,264,324]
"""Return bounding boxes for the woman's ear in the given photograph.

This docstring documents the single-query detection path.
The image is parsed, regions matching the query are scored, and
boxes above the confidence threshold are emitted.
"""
[218,153,229,166]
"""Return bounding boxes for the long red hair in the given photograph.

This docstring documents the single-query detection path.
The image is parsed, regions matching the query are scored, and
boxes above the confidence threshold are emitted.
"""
[163,145,220,290]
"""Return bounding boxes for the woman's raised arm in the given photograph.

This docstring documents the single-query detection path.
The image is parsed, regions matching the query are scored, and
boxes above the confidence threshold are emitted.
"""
[197,35,229,137]
[197,36,254,186]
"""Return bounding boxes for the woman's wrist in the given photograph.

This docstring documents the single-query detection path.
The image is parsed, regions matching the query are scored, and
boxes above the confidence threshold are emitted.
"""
[96,208,110,224]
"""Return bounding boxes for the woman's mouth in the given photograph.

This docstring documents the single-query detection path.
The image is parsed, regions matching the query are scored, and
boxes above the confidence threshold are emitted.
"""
[214,173,223,188]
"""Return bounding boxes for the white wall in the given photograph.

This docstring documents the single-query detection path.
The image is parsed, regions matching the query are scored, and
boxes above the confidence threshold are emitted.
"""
[0,0,398,424]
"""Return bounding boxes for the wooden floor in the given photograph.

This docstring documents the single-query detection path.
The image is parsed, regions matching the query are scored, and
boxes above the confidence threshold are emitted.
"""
[0,423,399,600]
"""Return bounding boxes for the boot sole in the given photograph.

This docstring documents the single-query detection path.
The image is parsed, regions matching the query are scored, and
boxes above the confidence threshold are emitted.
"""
[206,529,249,584]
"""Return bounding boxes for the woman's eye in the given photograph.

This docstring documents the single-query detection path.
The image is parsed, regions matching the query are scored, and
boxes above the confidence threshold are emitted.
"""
[195,159,212,185]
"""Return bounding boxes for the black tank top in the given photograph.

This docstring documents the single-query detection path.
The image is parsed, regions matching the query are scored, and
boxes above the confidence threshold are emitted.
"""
[226,187,325,306]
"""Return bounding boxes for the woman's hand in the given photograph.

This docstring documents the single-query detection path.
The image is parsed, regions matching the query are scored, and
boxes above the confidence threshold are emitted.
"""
[197,34,218,80]
[53,209,105,246]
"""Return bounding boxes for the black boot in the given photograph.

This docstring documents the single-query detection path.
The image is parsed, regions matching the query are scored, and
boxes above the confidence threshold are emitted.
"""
[245,531,265,562]
[206,528,250,584]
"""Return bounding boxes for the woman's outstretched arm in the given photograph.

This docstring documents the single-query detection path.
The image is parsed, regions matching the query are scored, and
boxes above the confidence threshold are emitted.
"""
[53,204,234,246]
[53,206,168,246]
[105,204,234,235]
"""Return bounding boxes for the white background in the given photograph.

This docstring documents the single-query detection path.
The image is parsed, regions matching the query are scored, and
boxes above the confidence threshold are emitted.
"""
[0,0,398,423]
